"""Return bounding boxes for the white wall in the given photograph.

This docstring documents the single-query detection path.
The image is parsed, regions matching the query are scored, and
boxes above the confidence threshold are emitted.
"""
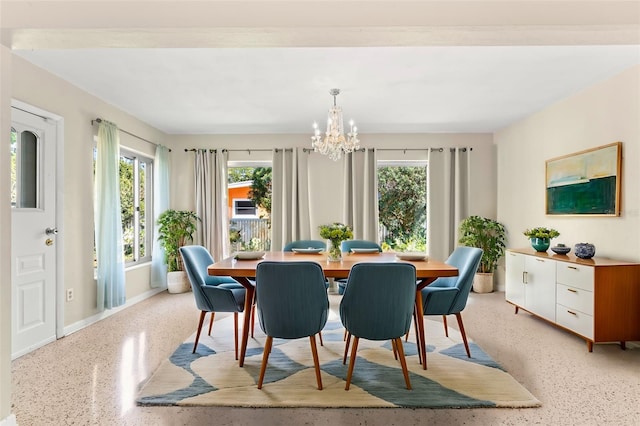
[495,65,640,289]
[167,133,496,241]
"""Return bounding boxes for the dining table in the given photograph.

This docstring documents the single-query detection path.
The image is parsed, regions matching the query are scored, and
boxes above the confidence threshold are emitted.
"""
[207,251,458,369]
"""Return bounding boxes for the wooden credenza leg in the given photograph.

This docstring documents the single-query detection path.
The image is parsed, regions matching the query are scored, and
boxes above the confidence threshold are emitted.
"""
[620,341,626,350]
[514,306,519,314]
[587,340,593,352]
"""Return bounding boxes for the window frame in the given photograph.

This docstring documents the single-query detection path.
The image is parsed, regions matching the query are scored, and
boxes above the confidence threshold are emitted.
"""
[119,148,154,266]
[232,198,258,218]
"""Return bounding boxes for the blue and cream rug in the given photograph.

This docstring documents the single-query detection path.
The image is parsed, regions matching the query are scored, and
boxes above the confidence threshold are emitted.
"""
[137,299,540,408]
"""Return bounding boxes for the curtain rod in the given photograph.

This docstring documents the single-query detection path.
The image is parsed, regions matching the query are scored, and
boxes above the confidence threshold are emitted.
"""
[377,147,473,153]
[91,118,171,152]
[302,148,367,154]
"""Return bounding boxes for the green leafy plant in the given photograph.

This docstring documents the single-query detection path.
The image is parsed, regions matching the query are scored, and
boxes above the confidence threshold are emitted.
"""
[319,222,353,243]
[319,223,353,259]
[458,215,506,273]
[157,210,200,272]
[523,227,560,239]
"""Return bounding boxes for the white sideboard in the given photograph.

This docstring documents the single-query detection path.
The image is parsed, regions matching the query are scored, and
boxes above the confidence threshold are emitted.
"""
[505,248,640,352]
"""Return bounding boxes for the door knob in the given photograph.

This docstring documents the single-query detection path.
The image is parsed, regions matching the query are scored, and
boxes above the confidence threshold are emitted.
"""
[46,227,58,235]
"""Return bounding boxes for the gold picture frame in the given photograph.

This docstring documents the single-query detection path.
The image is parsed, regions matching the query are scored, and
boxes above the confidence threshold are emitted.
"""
[545,142,622,216]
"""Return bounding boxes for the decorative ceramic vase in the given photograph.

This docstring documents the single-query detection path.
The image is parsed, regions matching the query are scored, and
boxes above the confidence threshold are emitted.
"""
[327,240,342,262]
[530,237,550,252]
[574,242,596,259]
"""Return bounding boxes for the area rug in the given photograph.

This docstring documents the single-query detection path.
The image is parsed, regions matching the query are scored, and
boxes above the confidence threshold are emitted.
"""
[137,299,540,409]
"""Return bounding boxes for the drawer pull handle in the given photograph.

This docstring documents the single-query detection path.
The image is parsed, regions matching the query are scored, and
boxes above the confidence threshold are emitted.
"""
[567,288,578,293]
[567,266,578,270]
[567,310,577,316]
[523,271,528,284]
[536,259,545,262]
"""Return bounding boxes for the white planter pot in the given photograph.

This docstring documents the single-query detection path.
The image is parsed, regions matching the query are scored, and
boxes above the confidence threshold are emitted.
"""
[473,272,494,293]
[167,271,191,294]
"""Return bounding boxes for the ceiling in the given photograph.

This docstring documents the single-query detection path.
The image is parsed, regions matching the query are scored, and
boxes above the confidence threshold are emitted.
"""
[15,45,639,135]
[5,1,640,135]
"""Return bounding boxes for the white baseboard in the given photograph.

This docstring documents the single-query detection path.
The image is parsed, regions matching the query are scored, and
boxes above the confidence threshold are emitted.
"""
[63,287,166,336]
[0,414,17,426]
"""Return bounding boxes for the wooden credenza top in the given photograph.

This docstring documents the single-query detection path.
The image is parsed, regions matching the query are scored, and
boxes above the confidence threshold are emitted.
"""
[507,248,640,267]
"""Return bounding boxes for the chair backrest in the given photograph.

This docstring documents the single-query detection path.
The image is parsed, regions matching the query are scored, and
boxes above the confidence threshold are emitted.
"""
[283,239,327,252]
[446,246,483,313]
[340,262,416,340]
[340,239,382,253]
[256,261,329,339]
[180,245,242,312]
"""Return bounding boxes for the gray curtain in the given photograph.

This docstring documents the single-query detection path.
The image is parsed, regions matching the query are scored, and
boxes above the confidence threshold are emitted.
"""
[271,148,311,250]
[150,144,170,288]
[427,147,472,261]
[94,121,126,310]
[343,148,379,241]
[193,149,229,261]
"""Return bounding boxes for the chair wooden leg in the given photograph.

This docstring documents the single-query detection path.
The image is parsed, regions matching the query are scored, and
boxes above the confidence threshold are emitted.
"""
[193,311,207,354]
[395,337,412,390]
[413,309,423,366]
[391,338,398,360]
[343,332,352,365]
[309,335,323,390]
[208,312,215,335]
[251,304,256,338]
[233,312,239,360]
[455,312,471,358]
[345,337,360,390]
[318,331,324,346]
[257,336,273,389]
[343,328,347,341]
[443,315,449,337]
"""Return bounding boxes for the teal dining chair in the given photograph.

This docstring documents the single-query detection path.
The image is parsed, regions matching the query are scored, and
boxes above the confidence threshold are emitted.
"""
[419,246,483,358]
[340,262,416,390]
[255,261,329,390]
[336,240,383,295]
[283,239,327,251]
[179,245,246,359]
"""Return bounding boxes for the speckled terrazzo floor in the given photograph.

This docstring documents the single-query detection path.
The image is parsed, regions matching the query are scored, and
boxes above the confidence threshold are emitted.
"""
[11,288,640,425]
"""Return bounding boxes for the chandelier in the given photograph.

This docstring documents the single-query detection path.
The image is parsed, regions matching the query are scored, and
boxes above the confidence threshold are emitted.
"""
[311,88,360,161]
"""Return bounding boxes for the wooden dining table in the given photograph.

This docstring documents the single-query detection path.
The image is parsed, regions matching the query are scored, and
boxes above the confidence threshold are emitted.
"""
[207,251,458,369]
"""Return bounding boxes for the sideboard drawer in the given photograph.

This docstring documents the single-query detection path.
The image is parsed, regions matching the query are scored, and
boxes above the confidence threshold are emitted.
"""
[556,284,594,316]
[556,263,594,291]
[556,304,594,339]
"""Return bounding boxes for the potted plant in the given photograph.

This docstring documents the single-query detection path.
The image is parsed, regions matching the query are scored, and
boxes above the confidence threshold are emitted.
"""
[157,209,200,293]
[523,227,560,252]
[319,222,353,261]
[458,215,506,293]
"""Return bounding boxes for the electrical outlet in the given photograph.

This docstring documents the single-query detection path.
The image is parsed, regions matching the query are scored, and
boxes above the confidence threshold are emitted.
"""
[66,288,74,302]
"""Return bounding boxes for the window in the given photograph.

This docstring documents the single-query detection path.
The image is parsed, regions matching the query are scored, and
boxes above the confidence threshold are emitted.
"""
[11,126,40,209]
[377,161,427,251]
[120,149,153,264]
[93,147,154,266]
[228,163,272,251]
[232,199,257,218]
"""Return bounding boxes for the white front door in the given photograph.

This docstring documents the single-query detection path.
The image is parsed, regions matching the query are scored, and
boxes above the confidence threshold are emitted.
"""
[11,107,58,359]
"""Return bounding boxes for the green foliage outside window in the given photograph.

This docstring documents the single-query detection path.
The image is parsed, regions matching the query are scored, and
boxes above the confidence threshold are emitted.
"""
[378,166,426,250]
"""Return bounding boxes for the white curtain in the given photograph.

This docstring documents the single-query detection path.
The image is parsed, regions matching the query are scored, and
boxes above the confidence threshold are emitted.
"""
[427,147,472,261]
[343,148,379,241]
[94,121,126,310]
[271,148,311,250]
[194,149,229,261]
[150,144,170,288]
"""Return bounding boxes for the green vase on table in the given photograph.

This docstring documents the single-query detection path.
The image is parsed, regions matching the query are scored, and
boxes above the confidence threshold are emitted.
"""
[530,237,550,252]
